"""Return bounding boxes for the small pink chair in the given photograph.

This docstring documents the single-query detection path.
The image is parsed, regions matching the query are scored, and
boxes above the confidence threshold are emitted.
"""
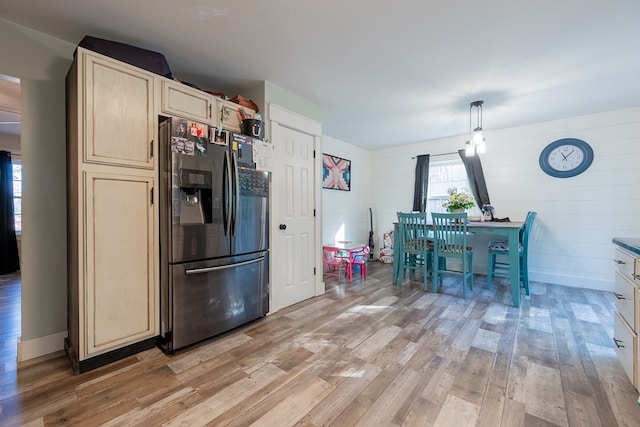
[349,246,371,279]
[323,246,348,280]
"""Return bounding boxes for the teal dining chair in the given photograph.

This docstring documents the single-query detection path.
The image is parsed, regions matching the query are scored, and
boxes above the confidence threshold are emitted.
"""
[487,211,537,294]
[431,212,474,298]
[396,212,433,290]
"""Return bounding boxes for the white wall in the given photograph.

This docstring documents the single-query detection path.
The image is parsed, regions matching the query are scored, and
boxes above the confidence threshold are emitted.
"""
[0,18,75,360]
[370,106,640,292]
[321,135,374,249]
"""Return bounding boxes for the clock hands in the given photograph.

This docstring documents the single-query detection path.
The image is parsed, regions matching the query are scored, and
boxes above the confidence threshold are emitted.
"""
[560,149,575,161]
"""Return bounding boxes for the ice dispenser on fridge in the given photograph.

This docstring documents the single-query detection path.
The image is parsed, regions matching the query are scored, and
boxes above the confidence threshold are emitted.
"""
[177,167,212,224]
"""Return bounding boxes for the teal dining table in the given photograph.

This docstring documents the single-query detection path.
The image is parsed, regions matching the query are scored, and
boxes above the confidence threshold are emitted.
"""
[393,220,525,307]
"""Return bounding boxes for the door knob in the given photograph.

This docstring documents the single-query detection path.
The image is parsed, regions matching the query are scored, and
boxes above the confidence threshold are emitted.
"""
[279,224,287,230]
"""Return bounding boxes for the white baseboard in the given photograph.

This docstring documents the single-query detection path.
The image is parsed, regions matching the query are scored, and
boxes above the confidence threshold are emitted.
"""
[18,331,66,362]
[531,272,613,293]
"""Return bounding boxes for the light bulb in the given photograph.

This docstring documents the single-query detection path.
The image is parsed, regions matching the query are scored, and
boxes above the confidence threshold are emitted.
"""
[465,141,475,156]
[472,128,484,145]
[476,140,486,154]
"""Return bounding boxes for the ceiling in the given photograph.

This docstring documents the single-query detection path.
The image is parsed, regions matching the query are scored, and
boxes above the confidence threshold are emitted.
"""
[1,1,639,149]
[0,75,20,136]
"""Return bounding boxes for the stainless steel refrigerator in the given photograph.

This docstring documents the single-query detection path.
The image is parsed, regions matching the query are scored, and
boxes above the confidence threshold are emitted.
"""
[158,117,269,353]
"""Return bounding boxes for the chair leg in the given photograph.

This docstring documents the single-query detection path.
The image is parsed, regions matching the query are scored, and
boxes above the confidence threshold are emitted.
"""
[399,253,407,285]
[422,254,429,291]
[469,252,474,291]
[521,254,530,295]
[462,257,467,299]
[487,252,495,288]
[433,256,441,293]
[408,254,417,280]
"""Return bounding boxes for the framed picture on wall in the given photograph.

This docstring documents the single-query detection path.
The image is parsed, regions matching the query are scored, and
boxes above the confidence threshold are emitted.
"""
[322,153,351,191]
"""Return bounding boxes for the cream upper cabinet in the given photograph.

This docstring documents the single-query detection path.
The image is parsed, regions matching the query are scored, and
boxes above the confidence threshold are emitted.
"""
[218,98,255,132]
[82,51,155,169]
[66,47,159,373]
[161,79,216,124]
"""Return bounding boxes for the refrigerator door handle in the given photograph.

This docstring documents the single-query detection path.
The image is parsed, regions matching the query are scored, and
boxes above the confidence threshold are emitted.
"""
[231,151,240,236]
[223,150,232,236]
[185,256,266,274]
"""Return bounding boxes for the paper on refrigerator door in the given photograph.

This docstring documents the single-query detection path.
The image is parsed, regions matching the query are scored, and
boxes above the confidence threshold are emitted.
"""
[253,139,274,172]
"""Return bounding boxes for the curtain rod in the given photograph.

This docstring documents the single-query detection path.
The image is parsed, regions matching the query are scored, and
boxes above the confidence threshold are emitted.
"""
[412,151,459,159]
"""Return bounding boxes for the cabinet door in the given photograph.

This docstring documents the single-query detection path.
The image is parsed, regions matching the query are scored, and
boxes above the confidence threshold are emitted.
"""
[84,172,157,357]
[218,99,254,132]
[161,79,215,123]
[83,52,155,169]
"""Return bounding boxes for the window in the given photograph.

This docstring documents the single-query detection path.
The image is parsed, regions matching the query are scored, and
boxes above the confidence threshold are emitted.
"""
[426,160,480,215]
[12,158,21,234]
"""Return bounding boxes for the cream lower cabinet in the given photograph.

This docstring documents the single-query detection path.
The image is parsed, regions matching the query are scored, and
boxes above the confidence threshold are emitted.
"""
[84,172,156,354]
[612,243,640,390]
[67,48,159,374]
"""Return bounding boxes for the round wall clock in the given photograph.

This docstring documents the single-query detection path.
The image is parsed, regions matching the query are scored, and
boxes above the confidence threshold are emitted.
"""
[538,138,594,178]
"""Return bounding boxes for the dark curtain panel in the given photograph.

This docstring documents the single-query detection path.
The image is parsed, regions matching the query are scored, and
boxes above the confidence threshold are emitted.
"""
[458,149,490,208]
[412,154,430,212]
[0,151,20,274]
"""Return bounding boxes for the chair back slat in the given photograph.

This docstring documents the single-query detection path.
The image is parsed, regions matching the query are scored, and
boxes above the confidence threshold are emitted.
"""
[431,212,469,257]
[521,211,538,248]
[396,212,431,253]
[396,211,432,289]
[430,212,474,296]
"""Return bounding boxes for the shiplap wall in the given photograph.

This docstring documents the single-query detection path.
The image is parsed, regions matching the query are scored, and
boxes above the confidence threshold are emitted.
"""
[321,135,373,249]
[368,106,640,291]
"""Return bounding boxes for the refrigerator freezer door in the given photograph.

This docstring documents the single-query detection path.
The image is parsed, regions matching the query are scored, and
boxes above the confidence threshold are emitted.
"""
[168,252,269,351]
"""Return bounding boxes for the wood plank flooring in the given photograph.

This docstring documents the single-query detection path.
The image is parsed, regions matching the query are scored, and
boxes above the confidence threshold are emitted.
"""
[2,263,640,426]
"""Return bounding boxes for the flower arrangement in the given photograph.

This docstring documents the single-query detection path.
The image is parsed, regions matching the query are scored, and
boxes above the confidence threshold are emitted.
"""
[482,204,494,215]
[482,204,495,219]
[442,187,475,212]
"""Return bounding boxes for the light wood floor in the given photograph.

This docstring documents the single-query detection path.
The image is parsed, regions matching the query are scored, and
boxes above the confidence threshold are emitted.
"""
[2,264,640,426]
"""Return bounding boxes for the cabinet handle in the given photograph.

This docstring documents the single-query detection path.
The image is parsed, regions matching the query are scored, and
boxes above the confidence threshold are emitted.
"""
[209,104,212,119]
[613,338,625,348]
[614,292,626,300]
[613,259,625,264]
[633,274,640,280]
[150,140,154,158]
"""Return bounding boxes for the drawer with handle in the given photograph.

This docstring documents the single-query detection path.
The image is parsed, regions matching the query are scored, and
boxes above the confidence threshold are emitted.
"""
[614,247,638,283]
[614,270,638,332]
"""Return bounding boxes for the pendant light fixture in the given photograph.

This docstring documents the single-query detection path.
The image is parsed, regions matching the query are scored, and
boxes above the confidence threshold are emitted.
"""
[464,100,486,156]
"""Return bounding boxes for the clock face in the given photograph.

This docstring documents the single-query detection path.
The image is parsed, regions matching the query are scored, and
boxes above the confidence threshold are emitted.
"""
[547,144,585,171]
[539,138,594,178]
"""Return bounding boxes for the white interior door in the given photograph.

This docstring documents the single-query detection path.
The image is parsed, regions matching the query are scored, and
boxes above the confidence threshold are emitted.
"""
[270,107,321,312]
